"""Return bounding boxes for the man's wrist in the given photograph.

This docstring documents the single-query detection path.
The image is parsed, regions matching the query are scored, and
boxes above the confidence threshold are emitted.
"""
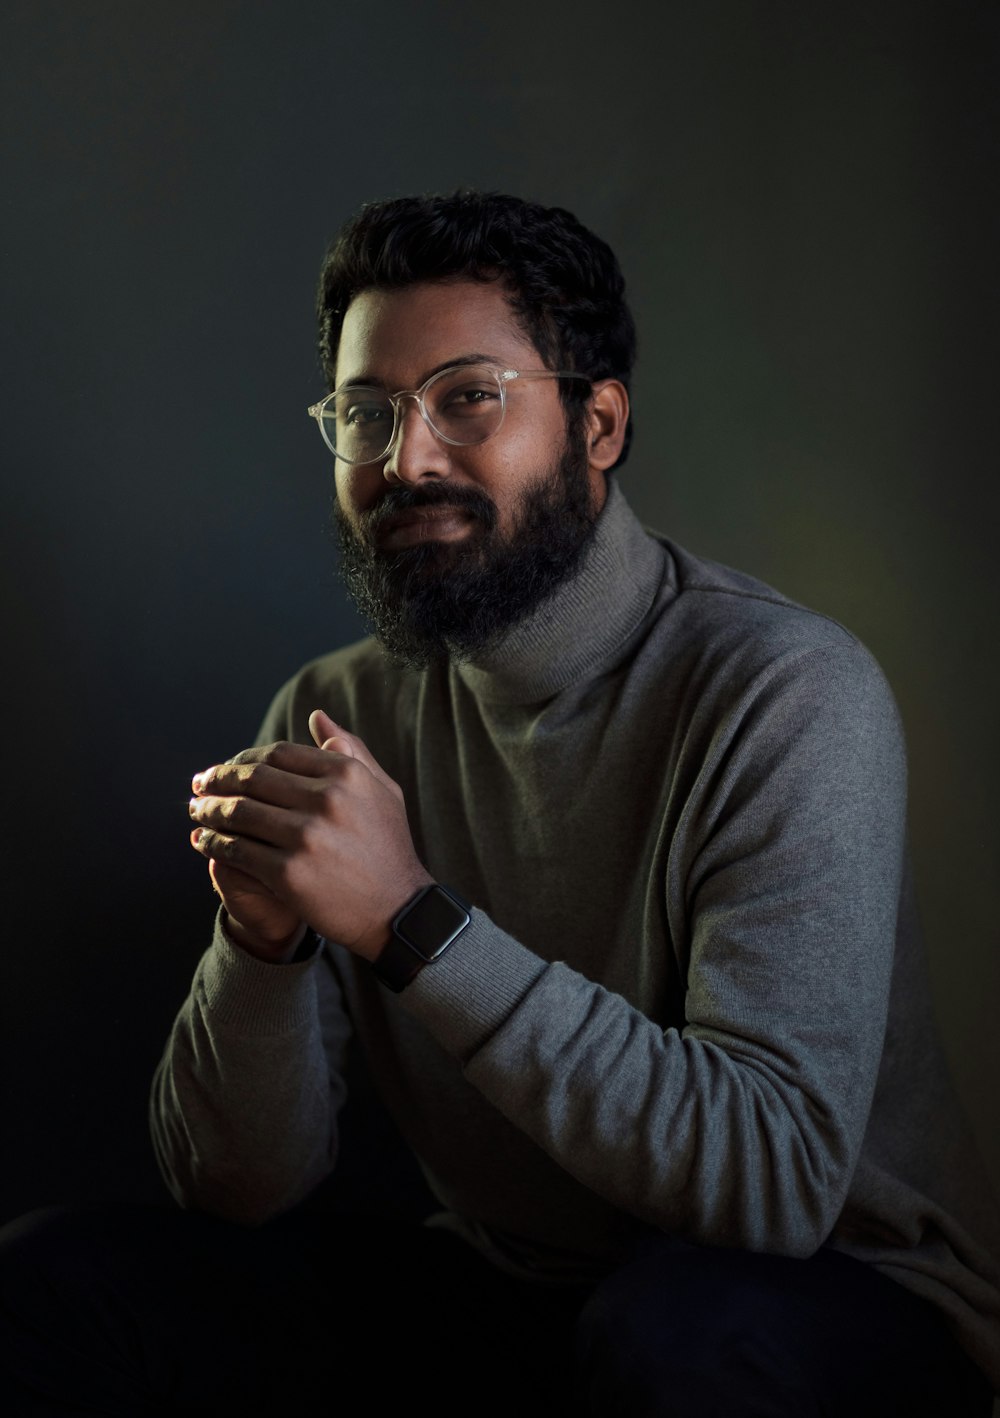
[372,883,472,993]
[223,915,308,965]
[350,867,436,962]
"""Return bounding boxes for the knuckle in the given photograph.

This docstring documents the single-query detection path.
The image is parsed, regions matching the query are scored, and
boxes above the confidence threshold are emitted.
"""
[298,815,324,850]
[229,742,278,768]
[331,756,362,789]
[201,827,232,861]
[219,833,239,862]
[317,783,340,816]
[272,855,297,892]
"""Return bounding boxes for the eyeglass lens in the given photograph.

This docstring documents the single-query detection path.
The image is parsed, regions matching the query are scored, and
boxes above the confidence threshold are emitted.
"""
[321,363,505,464]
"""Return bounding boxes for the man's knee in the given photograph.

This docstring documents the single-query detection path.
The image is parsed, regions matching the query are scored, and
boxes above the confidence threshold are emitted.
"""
[1,1203,180,1292]
[575,1239,993,1418]
[0,1205,101,1308]
[574,1242,797,1417]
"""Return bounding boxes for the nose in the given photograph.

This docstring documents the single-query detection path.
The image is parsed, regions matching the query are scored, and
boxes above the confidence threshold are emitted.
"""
[381,395,452,485]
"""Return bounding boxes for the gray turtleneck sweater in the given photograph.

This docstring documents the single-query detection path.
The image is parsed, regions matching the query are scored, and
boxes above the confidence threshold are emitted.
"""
[151,479,1000,1389]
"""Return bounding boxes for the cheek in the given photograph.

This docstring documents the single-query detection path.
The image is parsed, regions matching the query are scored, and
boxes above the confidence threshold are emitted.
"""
[489,413,565,499]
[335,465,381,521]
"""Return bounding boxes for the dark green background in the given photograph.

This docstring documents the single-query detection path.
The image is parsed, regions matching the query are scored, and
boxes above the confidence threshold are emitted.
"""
[1,0,997,1229]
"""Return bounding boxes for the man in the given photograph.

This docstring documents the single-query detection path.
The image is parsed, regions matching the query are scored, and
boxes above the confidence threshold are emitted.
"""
[3,192,998,1415]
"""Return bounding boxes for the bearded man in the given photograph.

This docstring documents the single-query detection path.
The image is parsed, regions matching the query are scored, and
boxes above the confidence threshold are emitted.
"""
[2,192,998,1416]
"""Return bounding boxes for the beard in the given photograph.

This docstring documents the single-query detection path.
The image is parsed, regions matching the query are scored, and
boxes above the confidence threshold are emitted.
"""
[334,430,601,669]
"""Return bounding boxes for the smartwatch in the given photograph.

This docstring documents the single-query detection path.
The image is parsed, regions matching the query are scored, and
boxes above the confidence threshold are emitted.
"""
[372,883,471,993]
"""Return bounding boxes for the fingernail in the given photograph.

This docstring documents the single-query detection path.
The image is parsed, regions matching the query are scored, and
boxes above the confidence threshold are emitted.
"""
[190,828,203,846]
[192,771,207,792]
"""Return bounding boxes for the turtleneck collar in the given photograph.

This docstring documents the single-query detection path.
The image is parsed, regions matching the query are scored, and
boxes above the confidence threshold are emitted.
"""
[454,478,673,705]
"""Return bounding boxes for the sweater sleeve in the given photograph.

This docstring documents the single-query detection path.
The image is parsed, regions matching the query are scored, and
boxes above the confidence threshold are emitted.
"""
[150,679,357,1223]
[398,641,908,1258]
[149,915,352,1224]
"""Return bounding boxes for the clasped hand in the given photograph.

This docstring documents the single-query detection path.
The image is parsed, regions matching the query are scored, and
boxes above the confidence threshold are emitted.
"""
[189,710,432,964]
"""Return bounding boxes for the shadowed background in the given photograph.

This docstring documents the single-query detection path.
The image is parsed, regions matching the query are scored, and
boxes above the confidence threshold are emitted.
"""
[1,0,997,1234]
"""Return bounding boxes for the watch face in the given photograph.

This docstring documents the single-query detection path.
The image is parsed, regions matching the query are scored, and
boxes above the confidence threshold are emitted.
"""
[397,886,471,961]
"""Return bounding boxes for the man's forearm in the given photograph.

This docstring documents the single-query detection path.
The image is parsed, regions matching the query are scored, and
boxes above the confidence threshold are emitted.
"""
[150,917,350,1226]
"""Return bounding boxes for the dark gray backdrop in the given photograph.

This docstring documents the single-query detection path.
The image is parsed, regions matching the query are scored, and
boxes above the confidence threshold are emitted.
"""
[1,0,997,1225]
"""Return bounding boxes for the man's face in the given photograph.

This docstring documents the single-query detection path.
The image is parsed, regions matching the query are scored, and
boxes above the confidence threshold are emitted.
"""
[332,279,609,668]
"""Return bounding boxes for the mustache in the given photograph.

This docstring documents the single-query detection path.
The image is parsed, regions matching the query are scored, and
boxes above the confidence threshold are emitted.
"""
[360,483,498,541]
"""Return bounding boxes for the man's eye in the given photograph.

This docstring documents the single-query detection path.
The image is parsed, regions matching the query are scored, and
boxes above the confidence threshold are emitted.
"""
[441,384,498,409]
[344,403,389,426]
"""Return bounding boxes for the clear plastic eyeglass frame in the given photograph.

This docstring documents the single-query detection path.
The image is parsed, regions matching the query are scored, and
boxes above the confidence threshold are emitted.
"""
[306,363,590,466]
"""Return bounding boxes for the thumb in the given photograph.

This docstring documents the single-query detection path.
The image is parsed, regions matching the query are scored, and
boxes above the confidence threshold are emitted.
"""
[306,708,401,798]
[308,709,354,756]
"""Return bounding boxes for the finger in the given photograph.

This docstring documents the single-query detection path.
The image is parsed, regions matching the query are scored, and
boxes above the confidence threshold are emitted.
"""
[306,711,401,797]
[192,760,319,808]
[191,825,282,887]
[309,709,355,756]
[208,860,291,921]
[193,742,352,795]
[189,793,309,850]
[221,740,352,772]
[208,857,280,900]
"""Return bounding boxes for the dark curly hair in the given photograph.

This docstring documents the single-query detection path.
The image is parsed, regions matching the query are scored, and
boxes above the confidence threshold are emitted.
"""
[316,190,637,468]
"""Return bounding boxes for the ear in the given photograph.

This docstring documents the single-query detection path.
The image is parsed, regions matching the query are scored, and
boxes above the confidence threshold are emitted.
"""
[585,380,630,474]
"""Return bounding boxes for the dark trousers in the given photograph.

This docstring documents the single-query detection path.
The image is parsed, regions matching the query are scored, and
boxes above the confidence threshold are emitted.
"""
[0,1204,992,1417]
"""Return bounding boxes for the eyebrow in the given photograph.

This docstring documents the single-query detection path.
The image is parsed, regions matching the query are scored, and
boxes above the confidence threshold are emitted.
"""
[338,352,504,390]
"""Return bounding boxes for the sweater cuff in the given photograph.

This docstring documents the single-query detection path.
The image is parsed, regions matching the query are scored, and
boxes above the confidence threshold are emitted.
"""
[194,910,320,1036]
[400,909,547,1060]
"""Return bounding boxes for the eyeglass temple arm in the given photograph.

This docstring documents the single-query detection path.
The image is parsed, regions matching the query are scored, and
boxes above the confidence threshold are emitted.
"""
[499,369,591,384]
[307,368,590,417]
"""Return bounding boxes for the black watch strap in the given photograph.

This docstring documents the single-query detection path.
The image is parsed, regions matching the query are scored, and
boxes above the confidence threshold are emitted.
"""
[372,884,471,993]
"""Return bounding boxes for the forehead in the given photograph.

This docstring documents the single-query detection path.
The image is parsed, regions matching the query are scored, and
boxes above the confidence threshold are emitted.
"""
[335,279,537,387]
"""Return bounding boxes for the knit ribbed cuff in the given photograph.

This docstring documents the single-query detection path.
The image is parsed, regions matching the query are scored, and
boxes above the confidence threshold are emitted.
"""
[400,909,547,1060]
[194,910,320,1036]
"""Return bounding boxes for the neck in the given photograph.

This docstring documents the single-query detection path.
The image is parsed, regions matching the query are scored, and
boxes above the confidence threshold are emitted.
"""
[456,479,669,705]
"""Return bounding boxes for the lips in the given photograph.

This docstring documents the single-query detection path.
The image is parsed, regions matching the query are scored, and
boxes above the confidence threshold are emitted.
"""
[376,507,476,550]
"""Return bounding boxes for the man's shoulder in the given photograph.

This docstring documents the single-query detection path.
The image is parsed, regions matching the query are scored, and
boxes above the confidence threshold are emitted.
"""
[287,634,403,696]
[651,531,870,666]
[632,529,899,730]
[628,531,906,772]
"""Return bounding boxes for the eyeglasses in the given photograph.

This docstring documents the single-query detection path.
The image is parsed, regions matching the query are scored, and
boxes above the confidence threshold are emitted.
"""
[307,362,591,466]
